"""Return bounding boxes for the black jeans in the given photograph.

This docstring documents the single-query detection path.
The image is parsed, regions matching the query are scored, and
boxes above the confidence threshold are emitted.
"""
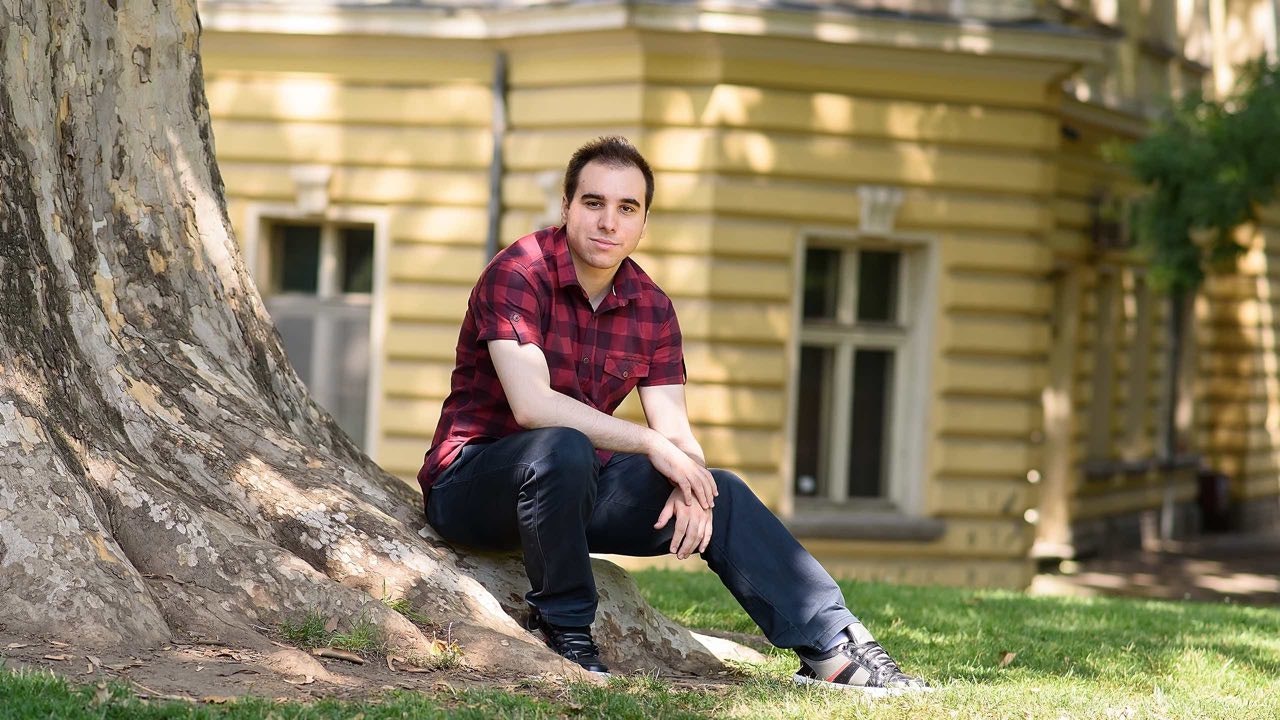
[425,426,858,650]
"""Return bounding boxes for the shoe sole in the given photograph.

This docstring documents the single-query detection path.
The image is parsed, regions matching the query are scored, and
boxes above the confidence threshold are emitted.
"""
[791,673,933,697]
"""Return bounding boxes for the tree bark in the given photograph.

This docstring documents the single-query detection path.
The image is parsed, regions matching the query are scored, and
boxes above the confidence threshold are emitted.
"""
[0,0,727,680]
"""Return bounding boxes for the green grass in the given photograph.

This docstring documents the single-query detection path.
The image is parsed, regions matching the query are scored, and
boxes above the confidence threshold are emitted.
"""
[382,596,431,627]
[277,610,385,655]
[4,570,1280,719]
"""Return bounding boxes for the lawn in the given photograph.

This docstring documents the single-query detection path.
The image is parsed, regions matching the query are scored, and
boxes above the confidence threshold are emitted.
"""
[4,569,1278,719]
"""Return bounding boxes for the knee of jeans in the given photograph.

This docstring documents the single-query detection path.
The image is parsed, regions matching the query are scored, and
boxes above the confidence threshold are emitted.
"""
[531,427,596,488]
[711,468,750,503]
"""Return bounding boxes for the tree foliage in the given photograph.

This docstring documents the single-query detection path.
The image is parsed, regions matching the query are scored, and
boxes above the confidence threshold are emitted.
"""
[1128,60,1280,293]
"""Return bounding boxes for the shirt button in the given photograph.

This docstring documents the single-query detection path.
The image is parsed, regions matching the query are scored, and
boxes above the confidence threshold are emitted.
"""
[510,312,521,323]
[582,357,589,363]
[622,371,629,378]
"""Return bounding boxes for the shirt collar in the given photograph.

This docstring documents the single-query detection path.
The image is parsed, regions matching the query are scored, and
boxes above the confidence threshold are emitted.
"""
[548,225,644,303]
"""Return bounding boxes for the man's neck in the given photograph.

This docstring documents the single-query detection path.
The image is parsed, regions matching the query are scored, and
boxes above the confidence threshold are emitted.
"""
[572,259,618,311]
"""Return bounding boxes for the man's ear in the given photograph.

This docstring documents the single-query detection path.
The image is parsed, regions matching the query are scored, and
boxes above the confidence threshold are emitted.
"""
[560,196,569,226]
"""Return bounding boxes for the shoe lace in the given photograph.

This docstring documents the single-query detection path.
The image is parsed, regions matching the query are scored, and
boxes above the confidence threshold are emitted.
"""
[848,642,915,686]
[547,628,602,662]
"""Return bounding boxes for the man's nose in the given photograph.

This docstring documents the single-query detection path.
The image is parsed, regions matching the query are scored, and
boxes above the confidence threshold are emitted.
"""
[597,207,616,231]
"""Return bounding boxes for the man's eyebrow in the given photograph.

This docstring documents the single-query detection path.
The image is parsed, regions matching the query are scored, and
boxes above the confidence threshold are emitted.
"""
[580,192,642,207]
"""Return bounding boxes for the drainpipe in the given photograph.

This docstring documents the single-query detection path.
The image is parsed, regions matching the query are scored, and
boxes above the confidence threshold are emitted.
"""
[485,51,508,260]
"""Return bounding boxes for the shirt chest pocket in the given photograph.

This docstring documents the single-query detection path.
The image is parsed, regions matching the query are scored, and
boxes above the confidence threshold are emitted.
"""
[600,353,649,409]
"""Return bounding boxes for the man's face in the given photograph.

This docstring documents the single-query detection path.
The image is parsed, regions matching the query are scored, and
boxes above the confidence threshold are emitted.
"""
[561,160,648,283]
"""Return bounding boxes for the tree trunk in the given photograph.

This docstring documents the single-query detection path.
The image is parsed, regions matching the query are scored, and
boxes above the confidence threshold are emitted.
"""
[0,0,726,680]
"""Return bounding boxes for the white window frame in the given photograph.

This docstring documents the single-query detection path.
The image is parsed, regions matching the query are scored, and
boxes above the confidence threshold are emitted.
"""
[782,229,938,516]
[241,202,390,455]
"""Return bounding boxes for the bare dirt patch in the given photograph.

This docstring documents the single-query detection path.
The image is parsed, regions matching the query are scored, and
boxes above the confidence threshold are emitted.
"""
[0,629,564,706]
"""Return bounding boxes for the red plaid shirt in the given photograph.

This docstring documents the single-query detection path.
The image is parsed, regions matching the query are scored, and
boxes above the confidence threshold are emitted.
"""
[418,226,685,491]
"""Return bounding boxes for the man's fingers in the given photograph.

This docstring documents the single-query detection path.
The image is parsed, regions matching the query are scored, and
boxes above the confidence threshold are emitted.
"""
[678,517,702,559]
[700,468,718,507]
[670,513,690,554]
[654,500,674,529]
[689,473,711,510]
[699,514,713,554]
[675,478,695,506]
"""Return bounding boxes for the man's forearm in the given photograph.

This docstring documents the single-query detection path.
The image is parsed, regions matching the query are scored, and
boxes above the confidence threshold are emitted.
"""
[519,388,661,455]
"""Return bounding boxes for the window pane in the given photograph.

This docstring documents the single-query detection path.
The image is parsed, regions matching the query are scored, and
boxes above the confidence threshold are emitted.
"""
[340,227,375,294]
[856,250,900,323]
[273,224,321,294]
[329,315,370,449]
[793,345,833,498]
[848,349,894,498]
[802,248,841,320]
[272,313,314,386]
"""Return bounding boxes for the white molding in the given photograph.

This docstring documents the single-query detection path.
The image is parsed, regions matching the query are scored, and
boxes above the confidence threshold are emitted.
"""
[857,185,905,236]
[241,200,391,458]
[291,164,333,216]
[198,0,1107,64]
[536,169,564,230]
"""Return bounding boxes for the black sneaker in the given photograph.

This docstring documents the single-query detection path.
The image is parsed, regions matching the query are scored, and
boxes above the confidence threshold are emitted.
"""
[794,640,930,696]
[526,608,609,675]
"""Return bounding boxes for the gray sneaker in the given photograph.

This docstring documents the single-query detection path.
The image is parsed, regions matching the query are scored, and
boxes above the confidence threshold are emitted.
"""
[793,641,931,696]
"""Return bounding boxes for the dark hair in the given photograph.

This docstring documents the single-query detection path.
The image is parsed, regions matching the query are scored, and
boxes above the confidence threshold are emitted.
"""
[562,136,655,213]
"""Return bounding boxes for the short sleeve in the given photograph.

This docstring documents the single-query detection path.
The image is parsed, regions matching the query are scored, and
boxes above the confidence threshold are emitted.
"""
[641,307,685,386]
[473,263,543,348]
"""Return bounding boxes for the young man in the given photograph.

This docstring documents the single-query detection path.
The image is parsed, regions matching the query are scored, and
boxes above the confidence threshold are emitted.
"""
[419,137,928,694]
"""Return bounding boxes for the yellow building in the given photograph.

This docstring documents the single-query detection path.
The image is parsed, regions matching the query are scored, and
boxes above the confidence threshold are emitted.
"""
[196,0,1280,588]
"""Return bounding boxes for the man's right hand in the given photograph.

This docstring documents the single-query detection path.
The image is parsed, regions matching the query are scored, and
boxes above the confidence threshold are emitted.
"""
[648,434,717,509]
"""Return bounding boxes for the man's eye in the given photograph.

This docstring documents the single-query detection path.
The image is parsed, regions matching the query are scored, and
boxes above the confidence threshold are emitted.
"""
[585,200,602,208]
[620,206,636,214]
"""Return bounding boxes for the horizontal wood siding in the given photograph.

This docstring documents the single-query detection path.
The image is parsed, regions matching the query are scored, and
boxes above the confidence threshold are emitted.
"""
[1197,220,1280,504]
[202,31,493,483]
[202,24,1101,585]
[1048,107,1181,530]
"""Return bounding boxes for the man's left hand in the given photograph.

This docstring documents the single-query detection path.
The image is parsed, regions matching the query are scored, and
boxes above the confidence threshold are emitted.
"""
[654,489,712,560]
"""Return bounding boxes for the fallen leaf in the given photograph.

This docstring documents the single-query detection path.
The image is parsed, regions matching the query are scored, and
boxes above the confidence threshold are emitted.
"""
[323,616,339,633]
[998,651,1017,668]
[283,674,315,686]
[86,655,101,669]
[200,696,236,704]
[43,654,72,661]
[386,656,396,672]
[49,640,70,648]
[5,643,30,650]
